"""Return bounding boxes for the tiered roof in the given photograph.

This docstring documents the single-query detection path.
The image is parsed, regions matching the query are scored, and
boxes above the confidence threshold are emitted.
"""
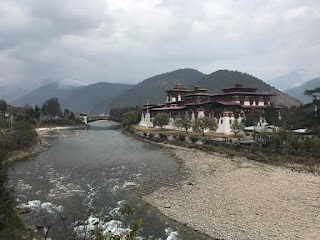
[142,83,275,111]
[216,83,274,97]
[150,106,186,111]
[212,92,274,97]
[222,83,257,93]
[165,83,191,93]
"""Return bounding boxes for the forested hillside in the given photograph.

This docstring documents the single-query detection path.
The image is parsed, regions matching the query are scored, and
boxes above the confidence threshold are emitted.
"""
[111,68,204,107]
[111,69,301,108]
[12,69,302,113]
[195,70,302,107]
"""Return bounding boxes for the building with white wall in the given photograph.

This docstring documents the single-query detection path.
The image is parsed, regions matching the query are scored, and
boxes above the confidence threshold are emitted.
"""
[139,83,278,134]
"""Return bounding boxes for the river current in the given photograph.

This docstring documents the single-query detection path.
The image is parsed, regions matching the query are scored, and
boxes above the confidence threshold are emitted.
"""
[8,121,207,240]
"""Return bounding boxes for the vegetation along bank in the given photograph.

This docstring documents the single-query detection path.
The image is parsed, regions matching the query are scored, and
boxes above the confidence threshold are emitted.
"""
[0,97,86,239]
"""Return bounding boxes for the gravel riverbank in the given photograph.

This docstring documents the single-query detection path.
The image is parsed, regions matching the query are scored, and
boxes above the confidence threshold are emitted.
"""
[142,144,320,240]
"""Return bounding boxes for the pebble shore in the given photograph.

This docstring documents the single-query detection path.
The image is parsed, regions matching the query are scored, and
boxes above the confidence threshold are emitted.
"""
[143,144,320,240]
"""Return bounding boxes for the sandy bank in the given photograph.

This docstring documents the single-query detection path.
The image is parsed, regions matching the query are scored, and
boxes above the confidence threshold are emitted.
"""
[6,125,87,163]
[36,125,87,137]
[143,145,320,240]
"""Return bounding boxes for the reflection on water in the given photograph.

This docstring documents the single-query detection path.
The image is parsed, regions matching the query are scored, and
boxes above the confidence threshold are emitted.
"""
[9,121,208,240]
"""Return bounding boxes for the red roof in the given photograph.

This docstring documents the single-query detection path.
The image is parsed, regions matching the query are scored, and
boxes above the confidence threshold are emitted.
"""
[215,101,241,106]
[241,105,268,109]
[222,87,258,93]
[185,101,210,106]
[141,104,164,109]
[151,106,186,111]
[165,89,191,92]
[212,92,274,96]
[186,93,212,97]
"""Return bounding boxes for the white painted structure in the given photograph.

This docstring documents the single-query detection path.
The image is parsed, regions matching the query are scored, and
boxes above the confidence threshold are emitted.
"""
[139,83,277,135]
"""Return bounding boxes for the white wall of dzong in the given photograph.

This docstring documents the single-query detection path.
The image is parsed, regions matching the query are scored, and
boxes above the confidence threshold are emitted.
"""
[139,111,244,135]
[139,92,248,134]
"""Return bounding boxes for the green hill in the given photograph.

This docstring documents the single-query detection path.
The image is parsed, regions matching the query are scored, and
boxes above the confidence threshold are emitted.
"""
[112,69,301,108]
[195,70,301,107]
[284,77,320,104]
[112,68,205,107]
[12,69,302,113]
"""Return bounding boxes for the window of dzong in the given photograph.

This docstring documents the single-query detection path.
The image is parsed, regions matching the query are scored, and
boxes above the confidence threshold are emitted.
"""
[229,119,232,124]
[221,119,223,124]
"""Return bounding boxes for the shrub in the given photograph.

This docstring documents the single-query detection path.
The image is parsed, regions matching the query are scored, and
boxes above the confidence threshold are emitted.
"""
[1,121,38,150]
[172,135,177,140]
[178,135,185,142]
[0,116,8,129]
[193,117,218,136]
[174,117,191,134]
[153,113,169,130]
[121,110,141,126]
[189,136,199,143]
[41,118,82,126]
[202,138,210,145]
[159,133,167,141]
[148,133,154,139]
[0,152,24,239]
[153,138,162,143]
[143,132,147,137]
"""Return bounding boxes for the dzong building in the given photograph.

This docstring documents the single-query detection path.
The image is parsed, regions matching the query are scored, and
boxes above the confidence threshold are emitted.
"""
[139,83,277,134]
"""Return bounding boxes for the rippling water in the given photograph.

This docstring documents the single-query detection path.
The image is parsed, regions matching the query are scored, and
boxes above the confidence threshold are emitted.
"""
[8,121,208,240]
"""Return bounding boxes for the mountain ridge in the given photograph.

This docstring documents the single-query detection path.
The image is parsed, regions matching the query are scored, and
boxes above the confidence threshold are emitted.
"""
[110,68,205,107]
[284,77,320,104]
[10,68,302,113]
[195,70,301,107]
[109,69,301,108]
[10,82,133,113]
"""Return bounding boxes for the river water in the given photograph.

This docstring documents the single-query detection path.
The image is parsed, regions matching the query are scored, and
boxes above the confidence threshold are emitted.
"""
[8,121,208,240]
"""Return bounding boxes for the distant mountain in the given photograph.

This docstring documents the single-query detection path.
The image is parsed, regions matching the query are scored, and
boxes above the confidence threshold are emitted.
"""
[11,82,133,113]
[1,85,39,102]
[10,69,302,113]
[111,69,301,108]
[267,72,304,90]
[196,70,301,107]
[284,77,320,104]
[10,82,72,107]
[267,69,319,90]
[62,82,133,113]
[111,68,205,107]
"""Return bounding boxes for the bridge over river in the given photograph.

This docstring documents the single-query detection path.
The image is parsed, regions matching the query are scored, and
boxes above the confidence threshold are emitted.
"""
[79,114,110,124]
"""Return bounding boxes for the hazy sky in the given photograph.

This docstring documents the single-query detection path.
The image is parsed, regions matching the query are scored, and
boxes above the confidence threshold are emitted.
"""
[1,0,320,93]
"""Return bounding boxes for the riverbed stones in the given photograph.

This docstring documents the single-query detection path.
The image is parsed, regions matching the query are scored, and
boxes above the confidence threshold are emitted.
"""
[143,145,320,240]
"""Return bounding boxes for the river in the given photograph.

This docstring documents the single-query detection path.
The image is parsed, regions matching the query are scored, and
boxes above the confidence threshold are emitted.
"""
[8,121,208,240]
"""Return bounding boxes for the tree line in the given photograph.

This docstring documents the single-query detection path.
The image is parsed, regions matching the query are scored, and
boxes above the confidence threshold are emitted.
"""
[0,97,85,239]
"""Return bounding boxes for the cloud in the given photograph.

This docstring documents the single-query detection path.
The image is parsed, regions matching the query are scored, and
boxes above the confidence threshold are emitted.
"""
[0,0,320,99]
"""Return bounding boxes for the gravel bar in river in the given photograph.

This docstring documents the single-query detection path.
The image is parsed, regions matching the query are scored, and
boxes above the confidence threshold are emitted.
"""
[143,145,320,240]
